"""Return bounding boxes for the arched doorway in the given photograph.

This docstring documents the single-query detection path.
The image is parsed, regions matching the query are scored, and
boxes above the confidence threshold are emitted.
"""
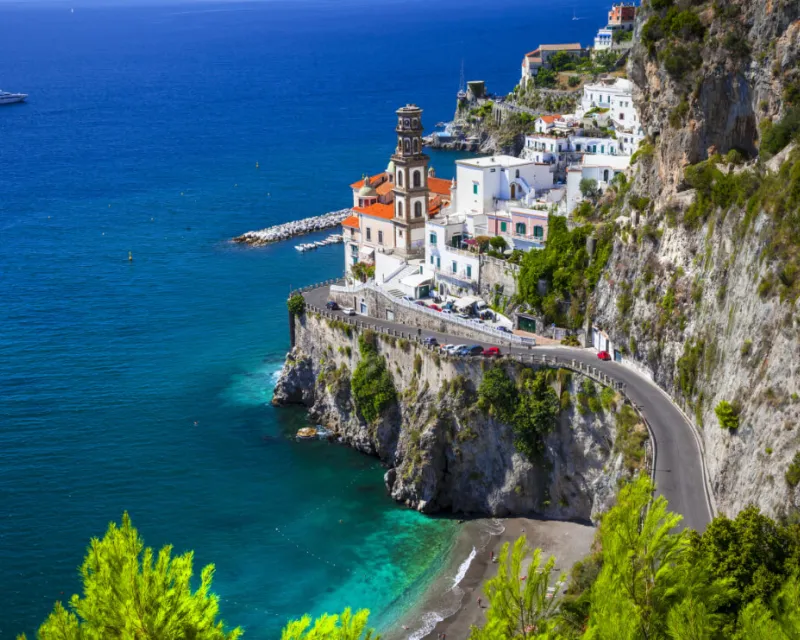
[510,183,517,199]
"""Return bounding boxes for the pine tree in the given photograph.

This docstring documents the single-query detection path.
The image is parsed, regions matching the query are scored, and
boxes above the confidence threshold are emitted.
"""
[469,535,565,639]
[17,513,242,640]
[280,608,378,640]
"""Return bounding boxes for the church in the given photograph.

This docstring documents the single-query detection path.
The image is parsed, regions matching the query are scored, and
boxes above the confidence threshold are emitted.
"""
[342,104,453,294]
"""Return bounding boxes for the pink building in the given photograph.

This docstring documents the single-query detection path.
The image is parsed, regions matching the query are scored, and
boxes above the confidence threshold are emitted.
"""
[487,206,549,248]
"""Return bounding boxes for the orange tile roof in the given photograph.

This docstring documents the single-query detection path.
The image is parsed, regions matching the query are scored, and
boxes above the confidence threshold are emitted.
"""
[376,181,395,196]
[526,48,540,57]
[341,215,360,229]
[427,177,452,196]
[353,203,395,220]
[350,172,387,189]
[428,195,442,217]
[538,115,561,124]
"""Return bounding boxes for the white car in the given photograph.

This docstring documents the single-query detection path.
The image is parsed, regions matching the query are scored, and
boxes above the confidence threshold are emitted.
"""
[341,307,356,316]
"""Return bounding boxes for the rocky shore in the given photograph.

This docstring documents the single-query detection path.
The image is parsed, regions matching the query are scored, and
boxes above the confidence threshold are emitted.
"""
[233,208,351,246]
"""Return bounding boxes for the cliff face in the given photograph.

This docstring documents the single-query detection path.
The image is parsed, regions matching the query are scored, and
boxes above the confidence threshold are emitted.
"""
[591,0,800,517]
[275,313,643,523]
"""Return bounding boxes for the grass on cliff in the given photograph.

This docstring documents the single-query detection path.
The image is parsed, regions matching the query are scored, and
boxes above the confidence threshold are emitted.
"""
[680,148,800,304]
[350,330,397,424]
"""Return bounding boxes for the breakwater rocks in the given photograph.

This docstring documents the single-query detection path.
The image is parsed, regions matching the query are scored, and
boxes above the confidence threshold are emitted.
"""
[233,208,352,246]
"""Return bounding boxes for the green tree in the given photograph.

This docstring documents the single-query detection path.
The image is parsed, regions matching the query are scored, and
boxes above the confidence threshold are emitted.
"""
[18,513,242,640]
[489,236,508,251]
[469,536,565,640]
[288,293,306,316]
[579,178,599,200]
[280,608,378,640]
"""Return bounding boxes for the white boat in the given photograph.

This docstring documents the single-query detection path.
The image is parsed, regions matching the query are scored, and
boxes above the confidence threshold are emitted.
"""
[0,90,27,105]
[295,245,306,252]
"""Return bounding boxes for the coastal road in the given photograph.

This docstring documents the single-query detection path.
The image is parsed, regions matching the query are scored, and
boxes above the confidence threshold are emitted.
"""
[302,286,713,532]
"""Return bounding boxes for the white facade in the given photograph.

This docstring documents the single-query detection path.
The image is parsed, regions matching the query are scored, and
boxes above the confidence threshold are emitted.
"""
[456,155,554,213]
[594,28,613,50]
[425,218,481,296]
[579,78,638,130]
[566,154,631,215]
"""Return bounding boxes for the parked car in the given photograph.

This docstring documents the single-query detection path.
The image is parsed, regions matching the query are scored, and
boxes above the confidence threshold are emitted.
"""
[459,345,483,356]
[480,310,495,321]
[597,350,612,361]
[326,300,339,310]
[457,312,470,320]
[496,326,512,334]
[341,307,356,316]
[483,347,502,357]
[430,304,442,312]
[423,337,439,347]
[450,344,468,355]
[415,300,426,307]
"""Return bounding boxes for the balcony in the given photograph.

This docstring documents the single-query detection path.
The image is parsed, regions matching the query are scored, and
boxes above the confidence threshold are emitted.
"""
[433,266,477,286]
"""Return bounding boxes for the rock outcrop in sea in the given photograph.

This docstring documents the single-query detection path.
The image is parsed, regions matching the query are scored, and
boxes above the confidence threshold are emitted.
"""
[274,313,643,523]
[233,208,351,246]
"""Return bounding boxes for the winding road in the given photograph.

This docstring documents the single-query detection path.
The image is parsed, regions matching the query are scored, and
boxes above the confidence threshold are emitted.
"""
[303,285,713,532]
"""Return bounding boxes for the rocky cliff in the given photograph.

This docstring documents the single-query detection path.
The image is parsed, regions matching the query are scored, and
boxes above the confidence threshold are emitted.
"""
[274,313,646,523]
[590,0,800,517]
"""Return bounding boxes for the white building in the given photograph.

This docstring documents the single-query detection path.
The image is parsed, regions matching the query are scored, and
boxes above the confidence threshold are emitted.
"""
[425,214,482,296]
[455,155,554,211]
[594,28,614,51]
[579,78,639,131]
[566,154,631,214]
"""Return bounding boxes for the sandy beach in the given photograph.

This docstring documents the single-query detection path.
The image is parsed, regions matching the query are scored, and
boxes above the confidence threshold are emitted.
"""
[386,517,596,640]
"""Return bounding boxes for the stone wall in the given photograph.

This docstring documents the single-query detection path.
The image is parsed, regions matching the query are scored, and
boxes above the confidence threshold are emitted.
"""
[479,255,520,302]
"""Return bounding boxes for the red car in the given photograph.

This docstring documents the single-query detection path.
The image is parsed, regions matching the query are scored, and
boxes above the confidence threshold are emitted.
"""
[430,304,442,312]
[597,351,612,361]
[483,347,502,357]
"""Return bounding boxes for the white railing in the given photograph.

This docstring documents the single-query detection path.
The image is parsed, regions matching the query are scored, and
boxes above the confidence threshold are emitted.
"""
[323,280,535,347]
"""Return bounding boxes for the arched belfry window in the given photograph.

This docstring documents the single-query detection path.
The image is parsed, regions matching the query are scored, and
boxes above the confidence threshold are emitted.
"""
[413,171,421,187]
[398,171,404,187]
[414,202,422,218]
[413,138,420,153]
[404,139,410,153]
[397,200,404,218]
[404,118,410,127]
[413,118,419,128]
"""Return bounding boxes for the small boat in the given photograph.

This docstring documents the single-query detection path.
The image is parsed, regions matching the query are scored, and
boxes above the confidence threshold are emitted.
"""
[296,427,318,440]
[295,245,306,252]
[315,426,331,439]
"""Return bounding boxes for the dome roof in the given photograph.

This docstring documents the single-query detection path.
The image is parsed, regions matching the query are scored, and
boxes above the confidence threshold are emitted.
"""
[386,160,396,175]
[358,175,377,197]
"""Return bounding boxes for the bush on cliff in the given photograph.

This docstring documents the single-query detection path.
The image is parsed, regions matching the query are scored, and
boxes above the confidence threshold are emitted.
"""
[287,293,306,316]
[351,333,397,424]
[478,366,559,458]
[715,400,740,430]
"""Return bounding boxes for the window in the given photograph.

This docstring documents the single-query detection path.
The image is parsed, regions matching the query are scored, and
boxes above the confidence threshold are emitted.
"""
[378,230,383,244]
[466,265,472,278]
[601,145,605,154]
[399,229,403,237]
[515,169,519,178]
[429,232,437,244]
[533,225,544,239]
[430,255,434,265]
[604,169,610,182]
[351,243,358,254]
[473,183,479,195]
[576,143,582,152]
[515,222,526,235]
[620,112,624,120]
[490,168,496,173]
[366,228,371,241]
[352,256,358,265]
[436,256,440,269]
[404,118,410,127]
[397,201,404,217]
[404,139,410,153]
[412,118,418,128]
[398,171,404,187]
[414,202,422,218]
[413,171,421,187]
[500,221,507,233]
[452,261,457,274]
[413,138,419,153]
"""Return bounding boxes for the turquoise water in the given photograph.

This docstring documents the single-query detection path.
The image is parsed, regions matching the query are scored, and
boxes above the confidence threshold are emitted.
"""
[0,0,609,636]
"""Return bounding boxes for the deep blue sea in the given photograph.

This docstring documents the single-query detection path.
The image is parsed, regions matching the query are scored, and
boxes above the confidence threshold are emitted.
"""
[0,0,609,636]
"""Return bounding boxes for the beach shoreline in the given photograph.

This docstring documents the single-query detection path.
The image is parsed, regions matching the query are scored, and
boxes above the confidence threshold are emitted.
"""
[385,517,596,640]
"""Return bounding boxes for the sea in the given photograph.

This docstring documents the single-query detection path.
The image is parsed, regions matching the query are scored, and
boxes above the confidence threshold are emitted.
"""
[0,0,610,636]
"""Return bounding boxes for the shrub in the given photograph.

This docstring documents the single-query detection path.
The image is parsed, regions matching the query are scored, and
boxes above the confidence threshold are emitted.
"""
[287,293,306,316]
[614,405,648,472]
[715,400,740,430]
[561,334,581,347]
[568,75,582,88]
[787,452,800,488]
[723,32,750,58]
[600,386,617,411]
[631,143,655,165]
[580,178,599,199]
[740,340,752,357]
[760,107,800,156]
[641,17,664,53]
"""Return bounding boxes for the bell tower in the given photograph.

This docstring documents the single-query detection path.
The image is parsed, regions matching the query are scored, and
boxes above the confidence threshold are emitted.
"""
[391,104,429,257]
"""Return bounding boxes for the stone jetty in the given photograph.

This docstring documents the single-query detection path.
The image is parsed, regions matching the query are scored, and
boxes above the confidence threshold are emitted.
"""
[233,208,352,246]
